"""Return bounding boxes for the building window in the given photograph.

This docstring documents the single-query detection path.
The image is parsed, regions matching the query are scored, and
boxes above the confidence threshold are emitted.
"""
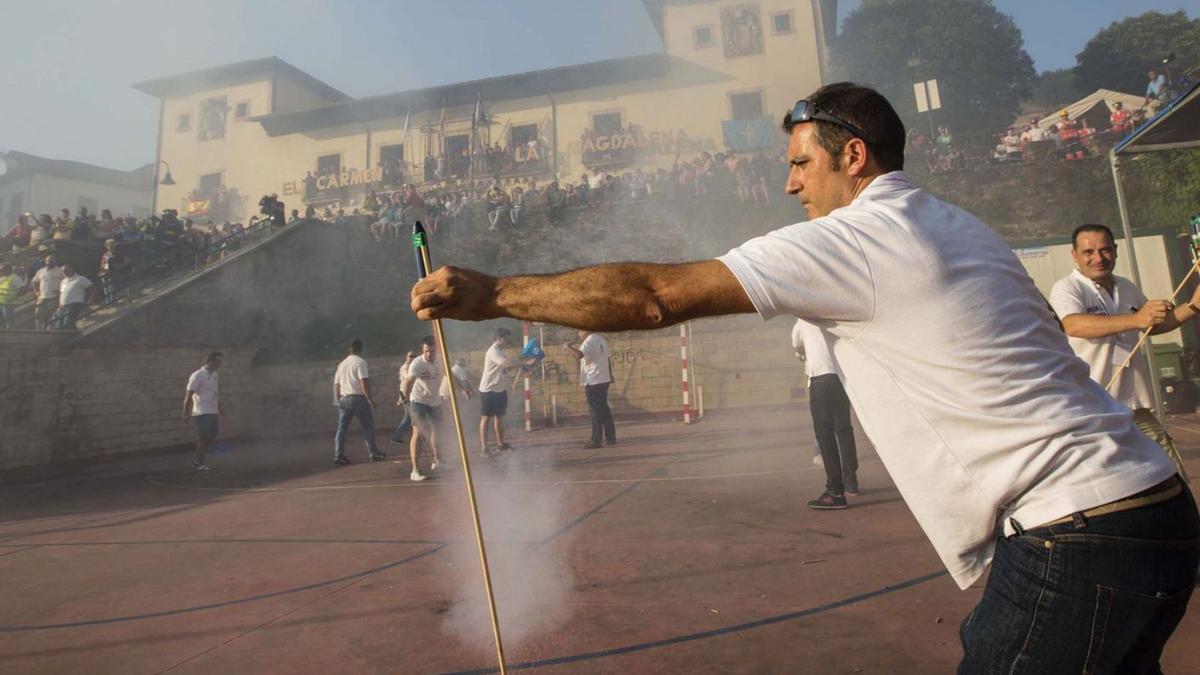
[770,11,794,35]
[177,113,191,132]
[730,90,765,120]
[379,144,405,187]
[693,25,714,49]
[591,111,623,135]
[510,123,539,148]
[235,101,250,119]
[198,172,223,196]
[316,153,342,176]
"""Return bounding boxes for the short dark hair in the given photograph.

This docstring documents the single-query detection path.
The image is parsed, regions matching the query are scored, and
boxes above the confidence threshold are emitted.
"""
[1071,224,1116,249]
[350,339,363,354]
[206,351,223,363]
[495,327,512,340]
[421,335,435,348]
[782,82,906,172]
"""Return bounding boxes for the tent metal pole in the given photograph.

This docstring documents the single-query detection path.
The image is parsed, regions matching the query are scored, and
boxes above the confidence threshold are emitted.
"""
[1109,150,1167,420]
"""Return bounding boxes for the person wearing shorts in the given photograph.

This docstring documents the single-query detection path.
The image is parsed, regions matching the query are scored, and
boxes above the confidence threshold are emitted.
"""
[402,336,449,481]
[478,327,518,456]
[182,352,222,472]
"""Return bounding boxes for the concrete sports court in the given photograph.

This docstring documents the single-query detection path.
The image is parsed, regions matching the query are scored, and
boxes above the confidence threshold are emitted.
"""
[2,408,1197,674]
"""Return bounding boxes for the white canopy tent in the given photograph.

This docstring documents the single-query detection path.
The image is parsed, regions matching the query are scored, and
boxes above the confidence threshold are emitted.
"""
[1109,81,1200,418]
[1036,88,1144,131]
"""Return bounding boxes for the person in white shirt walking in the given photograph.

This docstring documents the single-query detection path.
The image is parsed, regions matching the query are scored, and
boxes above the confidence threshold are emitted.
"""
[31,255,64,331]
[182,352,222,471]
[410,83,1198,671]
[332,339,386,466]
[1048,223,1194,481]
[401,336,449,481]
[478,327,518,456]
[793,319,859,509]
[51,264,94,330]
[565,329,615,449]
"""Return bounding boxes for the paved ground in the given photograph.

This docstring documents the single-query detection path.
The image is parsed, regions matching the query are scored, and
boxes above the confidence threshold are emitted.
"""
[1,409,1197,674]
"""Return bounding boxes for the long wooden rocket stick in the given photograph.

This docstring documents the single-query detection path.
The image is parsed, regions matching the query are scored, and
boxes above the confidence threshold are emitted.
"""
[1106,255,1200,392]
[412,222,507,674]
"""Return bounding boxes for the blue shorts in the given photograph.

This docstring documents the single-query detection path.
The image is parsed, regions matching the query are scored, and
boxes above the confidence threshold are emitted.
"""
[410,402,442,429]
[194,414,219,441]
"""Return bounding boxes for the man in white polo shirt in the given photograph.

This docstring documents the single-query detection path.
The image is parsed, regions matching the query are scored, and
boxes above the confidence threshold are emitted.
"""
[793,319,859,509]
[565,329,615,449]
[411,83,1197,671]
[333,339,386,466]
[478,327,517,457]
[182,352,222,472]
[1049,223,1194,481]
[32,254,65,331]
[51,264,94,330]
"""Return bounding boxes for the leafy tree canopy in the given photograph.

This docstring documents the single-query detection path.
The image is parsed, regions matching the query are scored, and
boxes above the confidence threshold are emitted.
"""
[831,0,1036,149]
[1075,11,1200,96]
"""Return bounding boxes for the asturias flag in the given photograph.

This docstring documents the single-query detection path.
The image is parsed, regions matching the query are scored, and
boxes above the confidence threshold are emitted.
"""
[722,116,778,152]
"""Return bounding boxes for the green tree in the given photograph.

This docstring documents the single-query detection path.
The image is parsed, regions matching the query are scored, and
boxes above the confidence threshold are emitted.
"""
[1075,11,1200,97]
[1029,68,1083,108]
[831,0,1036,150]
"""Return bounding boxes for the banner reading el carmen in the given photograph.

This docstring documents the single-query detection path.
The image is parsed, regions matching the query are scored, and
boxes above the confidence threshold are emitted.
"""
[282,167,383,197]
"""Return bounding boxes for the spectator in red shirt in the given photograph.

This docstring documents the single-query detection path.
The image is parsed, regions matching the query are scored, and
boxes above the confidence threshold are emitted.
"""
[1109,101,1132,136]
[4,213,34,249]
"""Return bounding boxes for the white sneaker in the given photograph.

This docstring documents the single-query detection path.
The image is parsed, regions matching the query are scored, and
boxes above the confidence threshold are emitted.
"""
[193,462,211,472]
[410,470,427,482]
[431,458,440,471]
[812,455,824,466]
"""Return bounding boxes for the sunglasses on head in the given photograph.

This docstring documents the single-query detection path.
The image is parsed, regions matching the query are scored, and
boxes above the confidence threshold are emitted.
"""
[788,100,871,143]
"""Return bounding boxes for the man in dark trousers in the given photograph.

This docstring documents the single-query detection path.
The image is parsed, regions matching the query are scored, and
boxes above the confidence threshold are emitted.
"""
[332,339,386,465]
[564,329,615,448]
[793,319,859,509]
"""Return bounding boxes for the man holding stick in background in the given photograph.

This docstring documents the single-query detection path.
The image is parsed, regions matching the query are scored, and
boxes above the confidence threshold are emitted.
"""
[1049,224,1195,481]
[412,83,1197,671]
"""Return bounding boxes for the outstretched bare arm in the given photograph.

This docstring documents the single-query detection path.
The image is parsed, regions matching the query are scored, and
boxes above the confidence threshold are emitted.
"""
[411,260,755,332]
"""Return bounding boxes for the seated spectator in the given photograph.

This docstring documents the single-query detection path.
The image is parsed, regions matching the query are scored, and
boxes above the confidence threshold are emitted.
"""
[4,213,34,249]
[1109,101,1132,136]
[49,264,94,331]
[288,209,300,224]
[1003,128,1022,161]
[1144,69,1168,111]
[98,239,130,305]
[486,186,511,231]
[509,187,525,226]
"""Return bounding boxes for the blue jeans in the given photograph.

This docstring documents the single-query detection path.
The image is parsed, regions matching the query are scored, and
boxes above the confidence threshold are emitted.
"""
[334,395,379,459]
[958,478,1199,674]
[392,407,412,442]
[51,303,84,330]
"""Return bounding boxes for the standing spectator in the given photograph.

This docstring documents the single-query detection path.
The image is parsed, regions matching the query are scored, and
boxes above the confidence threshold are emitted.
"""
[28,216,50,246]
[1110,101,1133,136]
[4,214,34,249]
[182,352,222,472]
[52,209,73,240]
[0,264,28,328]
[392,350,419,446]
[50,264,94,330]
[1048,224,1193,481]
[402,336,449,481]
[793,319,860,509]
[478,328,517,456]
[32,254,65,331]
[72,207,93,241]
[564,330,615,449]
[333,339,387,466]
[99,239,130,305]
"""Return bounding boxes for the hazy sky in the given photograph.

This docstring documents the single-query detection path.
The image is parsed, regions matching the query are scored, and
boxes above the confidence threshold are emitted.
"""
[0,0,1193,171]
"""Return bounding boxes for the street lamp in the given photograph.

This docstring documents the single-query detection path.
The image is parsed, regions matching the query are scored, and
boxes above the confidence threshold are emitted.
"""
[151,160,175,214]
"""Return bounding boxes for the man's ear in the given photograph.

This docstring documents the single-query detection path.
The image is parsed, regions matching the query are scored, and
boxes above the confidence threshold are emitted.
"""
[845,138,870,176]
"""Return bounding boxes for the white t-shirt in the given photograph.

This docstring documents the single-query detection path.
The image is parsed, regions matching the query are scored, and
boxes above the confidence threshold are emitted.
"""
[407,355,446,406]
[718,171,1175,589]
[34,266,65,301]
[479,342,512,393]
[791,319,838,381]
[1048,270,1155,410]
[186,367,219,415]
[334,354,370,397]
[59,275,93,306]
[579,334,612,386]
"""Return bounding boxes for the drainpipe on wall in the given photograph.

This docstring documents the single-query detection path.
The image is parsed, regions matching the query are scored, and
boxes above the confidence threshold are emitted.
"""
[151,98,165,215]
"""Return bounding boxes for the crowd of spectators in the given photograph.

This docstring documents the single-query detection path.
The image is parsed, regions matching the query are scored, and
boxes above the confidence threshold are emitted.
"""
[1,203,277,330]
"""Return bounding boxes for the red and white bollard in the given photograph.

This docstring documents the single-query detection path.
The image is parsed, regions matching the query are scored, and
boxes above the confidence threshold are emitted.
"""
[523,321,533,432]
[681,323,692,424]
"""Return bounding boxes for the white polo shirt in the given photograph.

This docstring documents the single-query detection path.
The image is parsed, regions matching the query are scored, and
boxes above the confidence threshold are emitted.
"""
[407,355,446,406]
[478,342,512,393]
[186,367,219,415]
[579,334,612,386]
[34,266,65,301]
[1048,270,1155,410]
[59,275,93,306]
[791,319,838,381]
[334,354,370,397]
[719,171,1174,589]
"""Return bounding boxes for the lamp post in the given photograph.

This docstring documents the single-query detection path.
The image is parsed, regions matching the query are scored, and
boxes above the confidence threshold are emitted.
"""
[150,160,176,215]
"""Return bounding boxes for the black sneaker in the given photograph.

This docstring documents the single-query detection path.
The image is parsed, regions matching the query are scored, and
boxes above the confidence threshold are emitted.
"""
[498,442,513,451]
[807,491,848,510]
[334,456,351,466]
[369,452,388,462]
[582,441,602,449]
